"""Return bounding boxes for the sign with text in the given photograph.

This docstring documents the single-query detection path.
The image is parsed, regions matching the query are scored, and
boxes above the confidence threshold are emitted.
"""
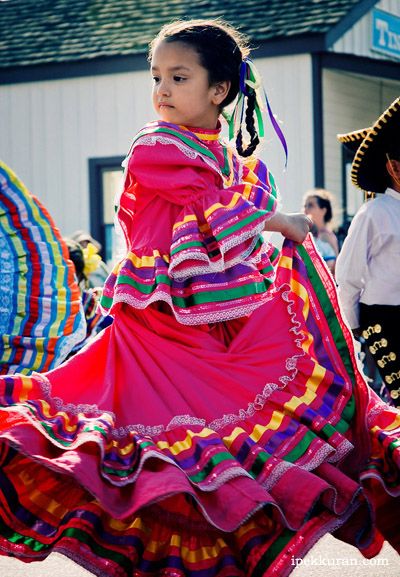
[372,8,400,60]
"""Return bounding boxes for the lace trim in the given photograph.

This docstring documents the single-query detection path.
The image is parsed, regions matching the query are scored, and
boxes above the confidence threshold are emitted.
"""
[299,443,339,470]
[112,415,207,438]
[34,372,114,419]
[169,226,273,281]
[134,135,222,178]
[366,399,391,426]
[328,437,354,463]
[107,289,276,328]
[261,460,293,491]
[10,383,253,492]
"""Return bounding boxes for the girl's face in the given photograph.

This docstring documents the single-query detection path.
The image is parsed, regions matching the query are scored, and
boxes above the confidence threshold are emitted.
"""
[303,196,326,229]
[151,40,229,129]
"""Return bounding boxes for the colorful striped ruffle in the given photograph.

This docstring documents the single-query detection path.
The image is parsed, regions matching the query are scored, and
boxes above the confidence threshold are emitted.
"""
[169,188,277,280]
[0,239,398,576]
[101,235,281,325]
[100,122,280,324]
[0,160,85,373]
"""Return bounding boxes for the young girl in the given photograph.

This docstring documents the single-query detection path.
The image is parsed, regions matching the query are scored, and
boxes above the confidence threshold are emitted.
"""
[0,19,398,577]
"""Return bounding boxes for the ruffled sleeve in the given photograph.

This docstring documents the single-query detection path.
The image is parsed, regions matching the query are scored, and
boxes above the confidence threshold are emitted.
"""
[130,127,278,279]
[101,123,281,324]
[169,147,279,281]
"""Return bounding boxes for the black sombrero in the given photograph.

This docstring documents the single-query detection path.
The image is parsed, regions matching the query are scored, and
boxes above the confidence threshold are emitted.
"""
[337,127,370,154]
[337,96,400,194]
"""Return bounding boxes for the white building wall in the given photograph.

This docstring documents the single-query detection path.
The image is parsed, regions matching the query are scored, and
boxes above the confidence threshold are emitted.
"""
[0,70,154,235]
[0,54,314,237]
[253,54,314,213]
[323,69,400,218]
[332,0,400,61]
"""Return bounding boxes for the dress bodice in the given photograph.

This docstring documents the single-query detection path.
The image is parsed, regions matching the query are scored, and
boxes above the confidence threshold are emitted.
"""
[100,121,280,324]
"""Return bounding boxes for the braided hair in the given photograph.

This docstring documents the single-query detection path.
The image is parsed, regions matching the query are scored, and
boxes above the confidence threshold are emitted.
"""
[235,91,260,157]
[150,19,260,158]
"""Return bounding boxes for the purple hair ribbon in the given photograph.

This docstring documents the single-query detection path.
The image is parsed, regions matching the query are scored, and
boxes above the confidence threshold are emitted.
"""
[226,57,288,168]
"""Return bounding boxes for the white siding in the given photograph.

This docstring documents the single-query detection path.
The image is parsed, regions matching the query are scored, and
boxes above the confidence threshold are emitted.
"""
[332,0,400,61]
[247,54,314,212]
[323,69,400,218]
[0,71,154,235]
[0,54,314,237]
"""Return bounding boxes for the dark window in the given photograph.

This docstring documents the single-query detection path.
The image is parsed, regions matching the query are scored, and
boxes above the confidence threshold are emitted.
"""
[88,157,124,264]
[338,146,362,248]
[341,146,365,222]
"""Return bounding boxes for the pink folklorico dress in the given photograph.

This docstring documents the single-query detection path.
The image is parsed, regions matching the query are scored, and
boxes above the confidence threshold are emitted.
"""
[0,121,398,577]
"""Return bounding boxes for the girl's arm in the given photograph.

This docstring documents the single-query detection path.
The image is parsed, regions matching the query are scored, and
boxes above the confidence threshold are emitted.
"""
[265,211,312,243]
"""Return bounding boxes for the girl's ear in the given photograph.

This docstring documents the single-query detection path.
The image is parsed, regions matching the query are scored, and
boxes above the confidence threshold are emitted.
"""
[212,81,231,105]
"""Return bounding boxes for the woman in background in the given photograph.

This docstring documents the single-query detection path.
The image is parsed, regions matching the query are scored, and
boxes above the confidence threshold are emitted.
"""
[303,188,339,274]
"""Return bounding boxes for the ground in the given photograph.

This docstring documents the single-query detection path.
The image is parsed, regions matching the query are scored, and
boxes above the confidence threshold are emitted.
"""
[0,535,398,576]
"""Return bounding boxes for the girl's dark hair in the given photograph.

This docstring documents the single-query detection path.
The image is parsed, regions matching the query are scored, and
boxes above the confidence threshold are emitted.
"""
[150,19,259,157]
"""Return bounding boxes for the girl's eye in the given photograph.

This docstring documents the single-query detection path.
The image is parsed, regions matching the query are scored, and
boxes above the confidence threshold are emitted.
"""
[173,76,186,83]
[152,76,160,83]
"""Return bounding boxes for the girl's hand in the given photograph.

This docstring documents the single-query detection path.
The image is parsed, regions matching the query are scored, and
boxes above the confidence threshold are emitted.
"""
[281,213,313,243]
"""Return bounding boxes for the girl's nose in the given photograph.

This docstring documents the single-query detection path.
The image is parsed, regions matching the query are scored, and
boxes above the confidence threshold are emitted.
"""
[158,80,171,96]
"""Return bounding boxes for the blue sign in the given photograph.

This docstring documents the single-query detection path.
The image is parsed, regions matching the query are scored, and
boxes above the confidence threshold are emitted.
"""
[372,8,400,60]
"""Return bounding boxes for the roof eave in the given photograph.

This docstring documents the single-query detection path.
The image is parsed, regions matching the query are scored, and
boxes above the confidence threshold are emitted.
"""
[252,33,327,58]
[0,32,329,84]
[0,52,148,85]
[325,0,378,48]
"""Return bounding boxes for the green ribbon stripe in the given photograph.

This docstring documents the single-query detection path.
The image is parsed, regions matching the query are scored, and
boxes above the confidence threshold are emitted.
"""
[215,212,267,242]
[170,241,203,256]
[249,450,272,478]
[171,280,272,307]
[189,451,236,483]
[0,516,132,571]
[109,274,271,307]
[132,126,219,165]
[253,529,296,575]
[297,244,357,388]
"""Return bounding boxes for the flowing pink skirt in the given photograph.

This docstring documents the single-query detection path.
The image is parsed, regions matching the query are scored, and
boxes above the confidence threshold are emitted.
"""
[0,238,398,577]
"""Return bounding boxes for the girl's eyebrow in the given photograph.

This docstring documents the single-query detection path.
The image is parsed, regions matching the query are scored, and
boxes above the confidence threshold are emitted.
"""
[151,65,191,72]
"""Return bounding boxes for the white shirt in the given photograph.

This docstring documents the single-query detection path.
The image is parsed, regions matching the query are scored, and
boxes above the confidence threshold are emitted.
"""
[335,188,400,329]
